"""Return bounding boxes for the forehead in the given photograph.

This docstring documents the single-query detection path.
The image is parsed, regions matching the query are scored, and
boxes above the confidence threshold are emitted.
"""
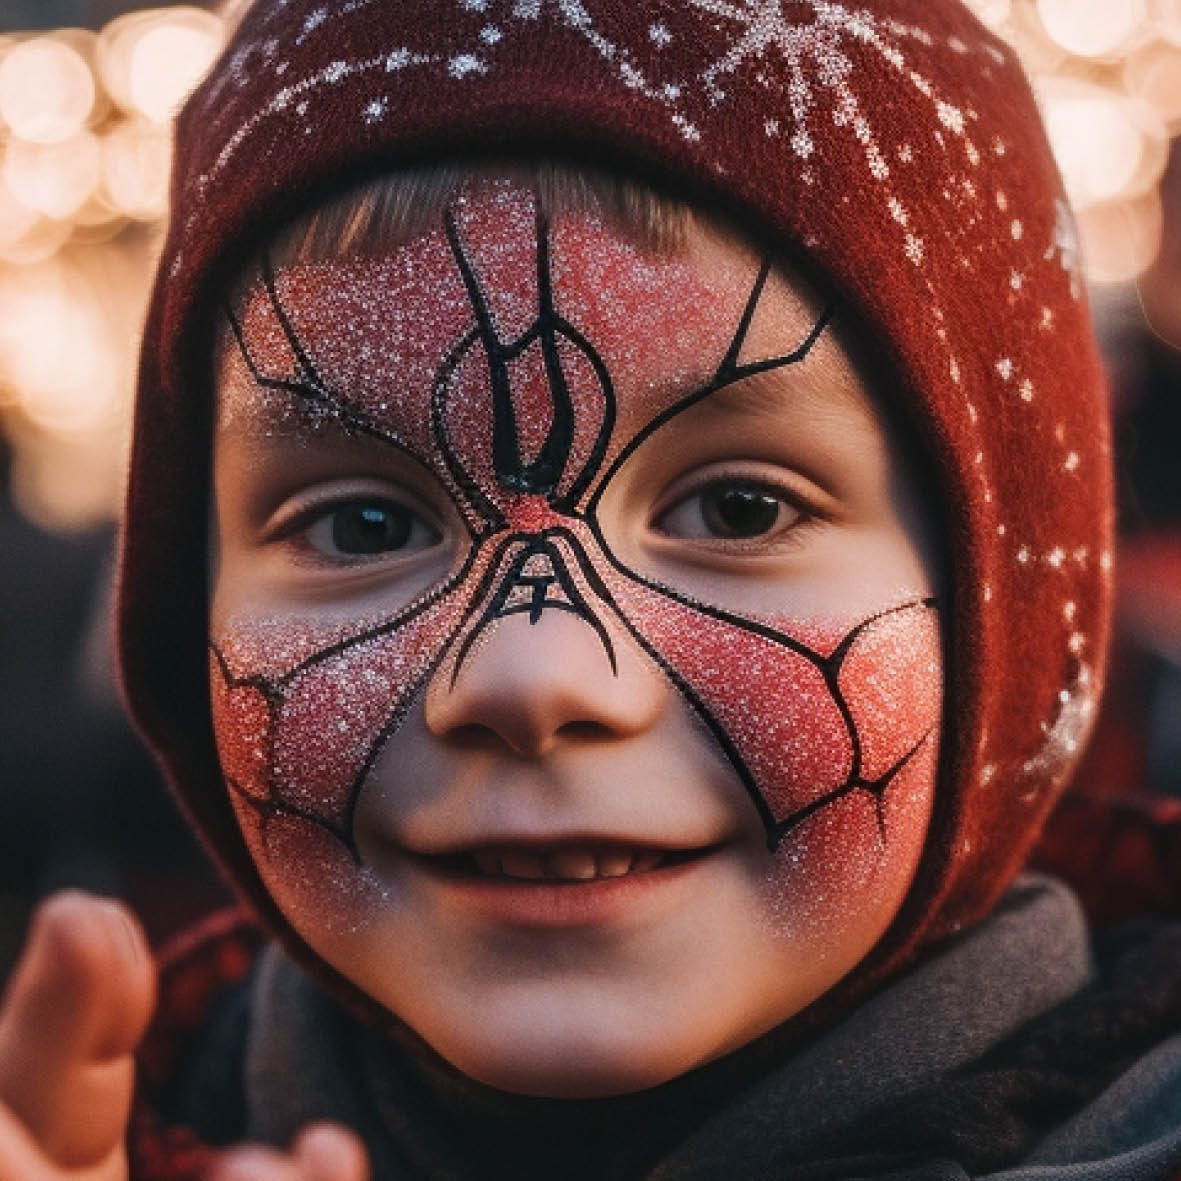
[217,181,873,466]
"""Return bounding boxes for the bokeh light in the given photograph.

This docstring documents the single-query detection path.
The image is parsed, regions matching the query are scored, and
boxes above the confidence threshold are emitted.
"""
[1076,189,1166,284]
[101,116,171,218]
[98,8,223,122]
[0,37,96,144]
[129,15,223,122]
[1042,80,1168,208]
[2,131,103,221]
[1036,0,1146,59]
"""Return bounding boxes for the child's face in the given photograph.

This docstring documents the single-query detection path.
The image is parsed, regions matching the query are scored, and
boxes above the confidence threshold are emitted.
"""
[209,181,942,1097]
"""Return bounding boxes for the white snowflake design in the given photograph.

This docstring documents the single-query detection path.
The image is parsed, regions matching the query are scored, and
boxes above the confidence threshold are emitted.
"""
[189,0,993,280]
[1021,662,1098,780]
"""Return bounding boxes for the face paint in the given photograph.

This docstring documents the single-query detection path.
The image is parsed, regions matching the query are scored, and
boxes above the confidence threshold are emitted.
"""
[211,180,942,934]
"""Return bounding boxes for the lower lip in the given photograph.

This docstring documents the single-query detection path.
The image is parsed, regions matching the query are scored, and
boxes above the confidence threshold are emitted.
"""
[411,854,714,928]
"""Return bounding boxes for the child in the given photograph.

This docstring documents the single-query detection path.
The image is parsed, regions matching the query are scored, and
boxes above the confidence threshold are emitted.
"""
[3,0,1180,1178]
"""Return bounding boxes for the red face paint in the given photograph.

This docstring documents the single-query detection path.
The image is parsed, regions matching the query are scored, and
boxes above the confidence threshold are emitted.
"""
[211,181,942,925]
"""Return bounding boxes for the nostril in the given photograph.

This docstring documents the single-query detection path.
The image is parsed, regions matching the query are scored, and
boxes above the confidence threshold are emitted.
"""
[445,722,511,751]
[554,720,616,745]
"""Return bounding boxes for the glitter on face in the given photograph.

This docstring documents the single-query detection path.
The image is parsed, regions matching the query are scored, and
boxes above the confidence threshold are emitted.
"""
[211,182,941,934]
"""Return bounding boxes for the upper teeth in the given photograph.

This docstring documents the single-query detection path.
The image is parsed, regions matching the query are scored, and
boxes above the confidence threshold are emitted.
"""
[472,847,664,881]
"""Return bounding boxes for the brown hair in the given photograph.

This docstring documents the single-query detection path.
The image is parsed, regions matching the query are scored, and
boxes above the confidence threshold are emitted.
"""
[265,160,697,268]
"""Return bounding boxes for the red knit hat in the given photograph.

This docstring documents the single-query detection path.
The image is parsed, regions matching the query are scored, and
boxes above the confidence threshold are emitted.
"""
[118,0,1112,1009]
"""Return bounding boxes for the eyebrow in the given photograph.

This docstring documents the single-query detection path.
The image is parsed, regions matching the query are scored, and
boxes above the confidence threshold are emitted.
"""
[216,358,417,468]
[692,345,878,434]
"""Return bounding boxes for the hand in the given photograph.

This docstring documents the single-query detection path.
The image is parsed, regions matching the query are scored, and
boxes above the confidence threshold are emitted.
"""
[0,890,155,1179]
[206,1124,369,1180]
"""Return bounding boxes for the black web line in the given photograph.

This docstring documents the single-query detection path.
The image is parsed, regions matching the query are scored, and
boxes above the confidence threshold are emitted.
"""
[584,558,940,848]
[210,538,484,691]
[447,533,618,689]
[583,257,832,521]
[429,326,507,532]
[458,525,940,850]
[439,202,617,511]
[214,593,484,864]
[226,254,488,541]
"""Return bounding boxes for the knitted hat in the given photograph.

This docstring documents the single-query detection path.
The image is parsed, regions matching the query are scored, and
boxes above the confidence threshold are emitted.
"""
[118,0,1112,1011]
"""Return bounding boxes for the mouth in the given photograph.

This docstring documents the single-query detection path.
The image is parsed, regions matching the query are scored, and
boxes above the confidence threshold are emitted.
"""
[419,843,717,883]
[401,838,724,926]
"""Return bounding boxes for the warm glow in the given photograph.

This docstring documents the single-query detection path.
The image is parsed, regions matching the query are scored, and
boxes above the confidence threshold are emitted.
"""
[99,8,223,122]
[0,3,1177,529]
[1076,191,1164,284]
[1153,0,1181,46]
[0,258,120,434]
[129,18,223,122]
[0,38,96,144]
[0,173,40,252]
[2,131,102,221]
[1040,81,1167,209]
[1124,41,1181,131]
[963,0,1013,29]
[101,118,171,219]
[1037,0,1145,58]
[0,217,73,268]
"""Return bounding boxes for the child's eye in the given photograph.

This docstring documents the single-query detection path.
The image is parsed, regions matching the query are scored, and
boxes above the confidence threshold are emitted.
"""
[656,481,802,542]
[301,498,441,560]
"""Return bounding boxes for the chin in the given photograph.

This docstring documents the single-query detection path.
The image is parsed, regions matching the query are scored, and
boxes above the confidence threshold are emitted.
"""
[448,1042,696,1099]
[411,997,713,1099]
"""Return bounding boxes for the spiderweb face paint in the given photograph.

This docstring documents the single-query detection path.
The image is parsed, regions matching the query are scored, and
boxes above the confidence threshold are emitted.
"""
[210,180,941,934]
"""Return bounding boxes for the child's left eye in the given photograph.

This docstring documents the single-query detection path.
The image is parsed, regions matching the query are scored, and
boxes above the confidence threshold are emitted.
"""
[656,481,802,542]
[301,498,441,560]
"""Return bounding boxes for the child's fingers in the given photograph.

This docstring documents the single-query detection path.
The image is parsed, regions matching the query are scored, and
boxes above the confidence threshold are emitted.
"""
[291,1124,369,1181]
[207,1125,368,1181]
[0,1091,127,1181]
[205,1145,300,1180]
[0,891,155,1169]
[0,1099,57,1181]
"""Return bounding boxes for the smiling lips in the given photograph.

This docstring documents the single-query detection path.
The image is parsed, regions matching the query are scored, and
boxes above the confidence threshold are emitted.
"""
[415,842,719,883]
[408,840,722,927]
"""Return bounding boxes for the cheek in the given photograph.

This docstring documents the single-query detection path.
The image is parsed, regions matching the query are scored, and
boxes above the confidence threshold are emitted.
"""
[240,809,393,937]
[755,737,937,944]
[208,565,487,931]
[754,610,943,940]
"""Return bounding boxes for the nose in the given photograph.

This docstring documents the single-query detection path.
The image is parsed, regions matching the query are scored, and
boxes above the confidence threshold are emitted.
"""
[424,606,667,758]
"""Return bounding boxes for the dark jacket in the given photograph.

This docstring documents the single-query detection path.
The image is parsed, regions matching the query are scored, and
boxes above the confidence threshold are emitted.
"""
[131,875,1181,1181]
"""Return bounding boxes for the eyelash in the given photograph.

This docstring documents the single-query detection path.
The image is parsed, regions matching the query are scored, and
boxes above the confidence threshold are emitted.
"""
[271,495,442,565]
[265,468,817,570]
[653,473,817,550]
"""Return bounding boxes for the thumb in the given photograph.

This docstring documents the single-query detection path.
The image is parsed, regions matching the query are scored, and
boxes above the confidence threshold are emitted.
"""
[292,1124,369,1181]
[0,891,155,1169]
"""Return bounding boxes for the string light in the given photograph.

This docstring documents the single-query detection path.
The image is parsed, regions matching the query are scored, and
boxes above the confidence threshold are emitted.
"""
[128,14,223,122]
[1036,0,1146,59]
[0,37,96,144]
[101,117,171,219]
[1076,190,1165,284]
[2,132,102,221]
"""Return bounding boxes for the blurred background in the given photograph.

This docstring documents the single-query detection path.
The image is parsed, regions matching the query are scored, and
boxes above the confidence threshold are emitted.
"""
[0,0,1177,964]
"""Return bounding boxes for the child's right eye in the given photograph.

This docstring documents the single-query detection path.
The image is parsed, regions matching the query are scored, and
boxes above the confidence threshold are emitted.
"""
[298,498,442,562]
